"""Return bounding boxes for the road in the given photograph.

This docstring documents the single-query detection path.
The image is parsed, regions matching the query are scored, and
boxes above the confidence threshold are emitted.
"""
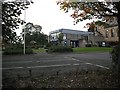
[2,52,112,78]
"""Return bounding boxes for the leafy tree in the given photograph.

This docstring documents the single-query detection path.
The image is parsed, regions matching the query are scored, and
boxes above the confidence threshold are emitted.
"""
[57,33,64,44]
[22,22,48,48]
[87,21,110,32]
[57,0,120,86]
[87,22,95,32]
[2,0,33,46]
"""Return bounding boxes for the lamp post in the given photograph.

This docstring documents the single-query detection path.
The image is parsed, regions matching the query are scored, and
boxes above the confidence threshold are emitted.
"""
[23,0,27,55]
[23,9,26,55]
[23,0,33,54]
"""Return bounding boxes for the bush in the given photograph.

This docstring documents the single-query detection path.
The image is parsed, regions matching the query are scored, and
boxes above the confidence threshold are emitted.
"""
[47,46,73,53]
[85,44,92,47]
[3,45,33,55]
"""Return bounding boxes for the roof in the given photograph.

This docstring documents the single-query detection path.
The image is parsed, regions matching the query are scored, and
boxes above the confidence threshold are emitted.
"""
[50,29,92,36]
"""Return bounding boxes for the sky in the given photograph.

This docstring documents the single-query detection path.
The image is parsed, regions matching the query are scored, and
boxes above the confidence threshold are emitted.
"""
[17,0,95,35]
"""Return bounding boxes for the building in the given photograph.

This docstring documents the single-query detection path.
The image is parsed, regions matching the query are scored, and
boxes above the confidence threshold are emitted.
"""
[89,25,119,47]
[49,29,92,47]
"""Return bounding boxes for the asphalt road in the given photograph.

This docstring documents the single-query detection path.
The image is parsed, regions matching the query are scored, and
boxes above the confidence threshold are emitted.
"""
[2,52,112,78]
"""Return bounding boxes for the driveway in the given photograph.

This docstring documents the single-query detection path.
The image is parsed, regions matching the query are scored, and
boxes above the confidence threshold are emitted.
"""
[2,52,112,78]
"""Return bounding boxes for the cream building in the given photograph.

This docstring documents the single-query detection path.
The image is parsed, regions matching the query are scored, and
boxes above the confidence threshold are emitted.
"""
[89,25,119,47]
[49,29,92,47]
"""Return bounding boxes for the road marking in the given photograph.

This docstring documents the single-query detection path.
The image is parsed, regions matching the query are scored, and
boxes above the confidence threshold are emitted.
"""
[1,64,72,70]
[95,64,109,69]
[73,63,79,66]
[2,67,24,70]
[70,57,109,70]
[27,64,71,68]
[85,63,93,65]
[71,58,80,62]
[3,59,73,64]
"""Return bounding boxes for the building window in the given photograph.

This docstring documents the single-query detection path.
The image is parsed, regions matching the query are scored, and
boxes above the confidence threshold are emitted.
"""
[111,29,114,37]
[106,30,108,38]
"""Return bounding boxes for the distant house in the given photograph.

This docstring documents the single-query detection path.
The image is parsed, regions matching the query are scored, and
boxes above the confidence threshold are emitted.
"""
[49,29,92,47]
[89,24,118,47]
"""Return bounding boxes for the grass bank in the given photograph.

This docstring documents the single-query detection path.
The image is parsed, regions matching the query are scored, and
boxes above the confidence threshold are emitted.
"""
[33,48,46,53]
[33,47,112,53]
[73,47,112,53]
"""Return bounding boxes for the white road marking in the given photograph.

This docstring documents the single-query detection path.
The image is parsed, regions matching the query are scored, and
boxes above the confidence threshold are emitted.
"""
[95,64,109,69]
[1,64,72,70]
[2,57,110,70]
[1,67,24,70]
[73,63,79,66]
[85,63,93,65]
[3,59,73,64]
[27,64,71,68]
[70,57,109,70]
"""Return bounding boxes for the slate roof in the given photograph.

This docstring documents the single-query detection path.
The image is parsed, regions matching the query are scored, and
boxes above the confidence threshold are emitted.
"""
[50,28,92,36]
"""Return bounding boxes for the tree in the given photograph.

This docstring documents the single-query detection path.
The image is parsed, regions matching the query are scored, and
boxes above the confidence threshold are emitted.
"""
[87,22,95,32]
[22,22,48,48]
[57,0,120,86]
[87,21,110,32]
[2,0,33,46]
[57,33,64,45]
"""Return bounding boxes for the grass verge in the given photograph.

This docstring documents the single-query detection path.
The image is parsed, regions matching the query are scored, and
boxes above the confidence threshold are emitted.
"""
[33,48,47,53]
[73,47,112,53]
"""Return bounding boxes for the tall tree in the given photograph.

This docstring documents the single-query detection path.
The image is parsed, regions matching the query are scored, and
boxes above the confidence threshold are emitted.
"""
[57,33,64,45]
[22,22,47,48]
[57,0,120,86]
[2,0,33,45]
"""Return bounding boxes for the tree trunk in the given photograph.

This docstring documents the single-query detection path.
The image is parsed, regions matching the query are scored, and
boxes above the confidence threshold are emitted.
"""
[116,1,120,87]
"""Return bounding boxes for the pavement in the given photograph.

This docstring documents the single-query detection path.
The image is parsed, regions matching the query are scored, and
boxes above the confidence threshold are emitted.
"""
[2,52,112,78]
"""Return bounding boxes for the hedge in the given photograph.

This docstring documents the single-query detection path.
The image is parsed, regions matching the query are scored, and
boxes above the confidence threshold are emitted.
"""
[47,46,73,53]
[3,47,33,55]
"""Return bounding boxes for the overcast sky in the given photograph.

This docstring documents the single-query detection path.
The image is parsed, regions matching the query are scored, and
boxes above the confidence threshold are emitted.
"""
[17,0,95,35]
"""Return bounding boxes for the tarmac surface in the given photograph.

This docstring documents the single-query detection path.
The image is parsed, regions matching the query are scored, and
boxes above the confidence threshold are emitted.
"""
[2,52,112,78]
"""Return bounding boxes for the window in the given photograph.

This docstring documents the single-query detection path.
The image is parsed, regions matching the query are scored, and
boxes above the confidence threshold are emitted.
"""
[106,30,108,38]
[111,29,114,37]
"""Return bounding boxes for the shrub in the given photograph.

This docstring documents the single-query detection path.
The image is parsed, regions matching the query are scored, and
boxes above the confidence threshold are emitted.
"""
[85,44,92,47]
[47,46,73,53]
[3,45,33,55]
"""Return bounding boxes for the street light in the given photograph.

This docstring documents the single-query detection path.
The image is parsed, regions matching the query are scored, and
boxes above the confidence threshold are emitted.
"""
[23,0,33,54]
[23,8,26,54]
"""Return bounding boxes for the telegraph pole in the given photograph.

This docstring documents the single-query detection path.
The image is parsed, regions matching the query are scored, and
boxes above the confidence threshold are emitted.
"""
[23,0,26,55]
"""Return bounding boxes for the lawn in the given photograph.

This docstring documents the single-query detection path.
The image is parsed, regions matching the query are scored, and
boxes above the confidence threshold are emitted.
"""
[73,47,112,53]
[33,48,47,53]
[33,47,112,53]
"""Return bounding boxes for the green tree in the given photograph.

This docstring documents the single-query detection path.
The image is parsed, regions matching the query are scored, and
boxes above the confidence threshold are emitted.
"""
[2,0,33,46]
[57,33,64,45]
[57,0,120,86]
[22,22,48,48]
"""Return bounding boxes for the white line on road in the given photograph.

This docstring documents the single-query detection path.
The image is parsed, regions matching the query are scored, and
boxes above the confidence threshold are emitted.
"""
[1,64,72,70]
[85,63,93,65]
[71,57,83,62]
[70,57,109,69]
[27,64,71,68]
[73,63,79,66]
[2,67,24,70]
[3,59,73,64]
[95,64,109,69]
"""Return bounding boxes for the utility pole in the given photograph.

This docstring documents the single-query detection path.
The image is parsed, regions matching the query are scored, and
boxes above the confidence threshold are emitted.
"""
[23,0,26,55]
[23,0,33,54]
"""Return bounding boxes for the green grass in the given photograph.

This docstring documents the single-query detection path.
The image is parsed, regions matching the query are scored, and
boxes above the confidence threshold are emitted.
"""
[73,47,112,53]
[33,48,47,53]
[33,47,112,53]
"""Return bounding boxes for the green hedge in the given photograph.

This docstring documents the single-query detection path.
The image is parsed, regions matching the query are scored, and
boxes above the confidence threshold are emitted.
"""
[47,46,73,53]
[3,46,33,55]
